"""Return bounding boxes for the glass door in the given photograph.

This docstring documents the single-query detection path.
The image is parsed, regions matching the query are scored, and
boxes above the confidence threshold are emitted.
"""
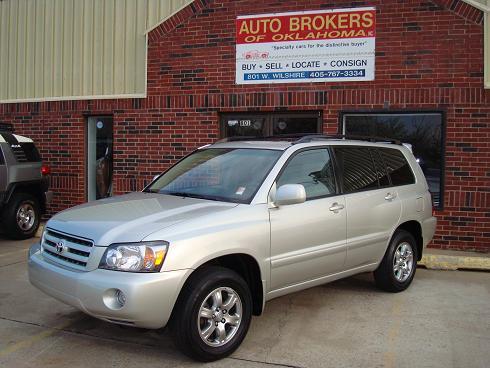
[87,117,113,201]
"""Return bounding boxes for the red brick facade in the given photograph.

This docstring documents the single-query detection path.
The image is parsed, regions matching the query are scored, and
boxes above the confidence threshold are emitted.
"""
[0,0,489,252]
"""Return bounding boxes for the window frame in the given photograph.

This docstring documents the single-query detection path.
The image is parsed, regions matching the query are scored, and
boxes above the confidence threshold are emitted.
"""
[220,111,322,138]
[339,110,446,210]
[273,146,341,202]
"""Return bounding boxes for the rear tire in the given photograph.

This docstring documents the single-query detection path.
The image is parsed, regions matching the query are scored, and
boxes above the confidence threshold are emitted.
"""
[374,229,417,292]
[2,192,40,240]
[169,266,252,362]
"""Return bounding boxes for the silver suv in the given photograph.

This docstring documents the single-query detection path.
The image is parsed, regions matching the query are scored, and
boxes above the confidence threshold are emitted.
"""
[28,136,436,361]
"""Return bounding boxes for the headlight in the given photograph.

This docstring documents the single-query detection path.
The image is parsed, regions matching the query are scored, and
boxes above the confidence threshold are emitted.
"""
[99,241,168,273]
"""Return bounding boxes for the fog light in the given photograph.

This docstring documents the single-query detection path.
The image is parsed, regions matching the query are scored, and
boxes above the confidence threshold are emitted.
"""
[102,288,126,310]
[116,289,126,306]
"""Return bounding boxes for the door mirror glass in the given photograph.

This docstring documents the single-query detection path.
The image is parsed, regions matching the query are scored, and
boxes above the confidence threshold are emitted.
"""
[275,184,306,206]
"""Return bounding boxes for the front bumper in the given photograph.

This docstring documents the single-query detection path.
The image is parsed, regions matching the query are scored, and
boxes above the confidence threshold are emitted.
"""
[28,243,192,329]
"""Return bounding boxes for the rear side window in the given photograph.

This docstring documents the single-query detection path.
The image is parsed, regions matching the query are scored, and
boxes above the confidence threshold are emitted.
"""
[334,147,379,193]
[378,148,415,186]
[17,143,41,162]
[277,148,336,199]
[371,149,390,187]
[0,132,41,163]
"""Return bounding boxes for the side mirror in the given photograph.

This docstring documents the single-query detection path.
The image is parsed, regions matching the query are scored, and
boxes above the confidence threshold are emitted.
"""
[275,184,306,206]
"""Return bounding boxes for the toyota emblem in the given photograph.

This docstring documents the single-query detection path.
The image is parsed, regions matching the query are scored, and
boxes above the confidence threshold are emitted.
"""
[55,240,65,254]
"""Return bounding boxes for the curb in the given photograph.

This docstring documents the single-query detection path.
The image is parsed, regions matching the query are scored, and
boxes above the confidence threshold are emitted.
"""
[420,252,490,271]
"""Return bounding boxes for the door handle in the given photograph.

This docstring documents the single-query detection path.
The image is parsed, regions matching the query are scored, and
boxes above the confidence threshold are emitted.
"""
[329,202,345,213]
[385,192,397,201]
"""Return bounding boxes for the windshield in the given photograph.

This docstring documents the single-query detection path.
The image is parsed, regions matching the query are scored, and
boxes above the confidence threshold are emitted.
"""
[145,148,282,203]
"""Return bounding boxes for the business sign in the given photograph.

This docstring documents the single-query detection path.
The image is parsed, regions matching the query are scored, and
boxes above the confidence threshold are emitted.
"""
[235,7,376,84]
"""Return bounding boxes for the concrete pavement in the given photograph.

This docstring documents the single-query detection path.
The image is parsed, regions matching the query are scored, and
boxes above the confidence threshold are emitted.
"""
[0,236,489,368]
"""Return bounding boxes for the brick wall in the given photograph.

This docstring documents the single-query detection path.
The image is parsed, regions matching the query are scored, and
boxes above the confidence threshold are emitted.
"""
[0,0,489,251]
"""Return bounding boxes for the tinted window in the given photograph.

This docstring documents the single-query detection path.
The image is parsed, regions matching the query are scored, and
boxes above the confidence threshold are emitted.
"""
[277,149,336,199]
[221,112,320,138]
[334,147,379,193]
[223,116,266,137]
[371,149,390,187]
[19,143,41,162]
[272,116,319,136]
[343,113,443,207]
[378,148,415,186]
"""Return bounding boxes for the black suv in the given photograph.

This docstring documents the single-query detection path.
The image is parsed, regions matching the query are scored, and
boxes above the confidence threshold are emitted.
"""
[0,131,52,239]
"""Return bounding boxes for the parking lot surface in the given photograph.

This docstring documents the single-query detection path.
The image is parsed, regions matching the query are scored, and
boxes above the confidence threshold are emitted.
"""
[0,236,489,368]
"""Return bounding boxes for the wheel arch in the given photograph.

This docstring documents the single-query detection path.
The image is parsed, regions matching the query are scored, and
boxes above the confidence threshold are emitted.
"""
[395,220,423,261]
[4,182,46,213]
[173,253,265,317]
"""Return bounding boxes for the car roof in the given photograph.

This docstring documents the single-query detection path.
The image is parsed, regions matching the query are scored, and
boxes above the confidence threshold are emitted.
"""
[206,139,405,151]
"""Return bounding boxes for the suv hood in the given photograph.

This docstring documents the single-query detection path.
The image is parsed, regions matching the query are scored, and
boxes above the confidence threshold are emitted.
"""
[47,192,238,245]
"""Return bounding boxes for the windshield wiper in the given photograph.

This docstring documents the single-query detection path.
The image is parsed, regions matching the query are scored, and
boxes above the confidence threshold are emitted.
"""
[162,191,202,199]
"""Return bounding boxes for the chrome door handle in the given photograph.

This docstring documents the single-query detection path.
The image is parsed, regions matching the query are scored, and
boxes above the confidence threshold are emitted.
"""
[385,192,397,201]
[329,203,345,213]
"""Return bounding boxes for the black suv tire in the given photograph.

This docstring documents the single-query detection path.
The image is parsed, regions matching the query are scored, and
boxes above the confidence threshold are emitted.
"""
[2,192,40,240]
[170,266,252,362]
[374,229,418,292]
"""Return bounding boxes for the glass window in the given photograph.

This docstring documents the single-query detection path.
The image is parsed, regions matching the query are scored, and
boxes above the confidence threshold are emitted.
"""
[371,149,390,187]
[343,113,444,208]
[0,132,41,163]
[223,116,266,137]
[272,116,319,136]
[277,149,336,199]
[221,112,321,138]
[147,148,282,204]
[19,143,41,162]
[378,148,415,186]
[334,147,379,193]
[87,117,113,201]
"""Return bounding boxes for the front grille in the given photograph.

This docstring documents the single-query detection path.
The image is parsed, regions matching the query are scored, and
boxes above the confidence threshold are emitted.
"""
[41,228,94,270]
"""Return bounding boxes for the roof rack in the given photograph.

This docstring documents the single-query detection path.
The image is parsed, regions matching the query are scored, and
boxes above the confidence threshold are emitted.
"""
[215,133,310,143]
[292,134,402,145]
[216,134,401,145]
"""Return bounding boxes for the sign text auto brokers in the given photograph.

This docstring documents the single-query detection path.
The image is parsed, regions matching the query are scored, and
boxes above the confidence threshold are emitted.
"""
[235,7,376,84]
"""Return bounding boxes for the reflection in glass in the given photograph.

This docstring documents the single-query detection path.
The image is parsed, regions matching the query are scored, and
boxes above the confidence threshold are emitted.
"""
[344,113,443,207]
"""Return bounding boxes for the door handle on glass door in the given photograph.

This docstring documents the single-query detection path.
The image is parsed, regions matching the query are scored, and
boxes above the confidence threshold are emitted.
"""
[385,192,397,201]
[329,203,345,213]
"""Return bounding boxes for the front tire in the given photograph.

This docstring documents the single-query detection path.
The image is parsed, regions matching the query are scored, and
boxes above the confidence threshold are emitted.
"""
[374,229,417,292]
[2,192,40,240]
[170,266,252,362]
